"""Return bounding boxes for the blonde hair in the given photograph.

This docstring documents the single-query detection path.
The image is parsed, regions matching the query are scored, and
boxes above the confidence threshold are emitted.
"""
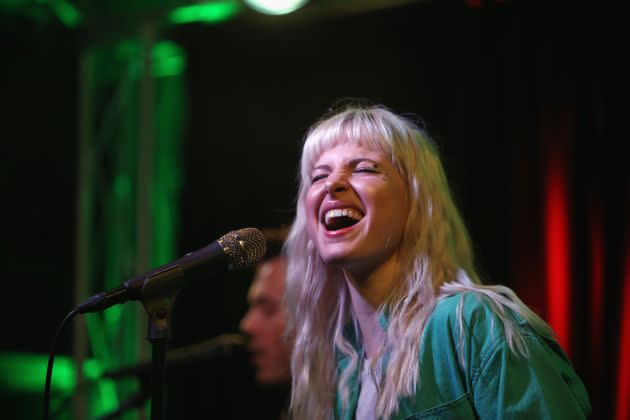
[284,104,554,419]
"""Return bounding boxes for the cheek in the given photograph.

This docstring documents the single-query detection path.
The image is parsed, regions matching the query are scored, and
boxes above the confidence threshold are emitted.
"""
[271,315,286,335]
[371,184,409,233]
[392,189,410,237]
[304,189,322,233]
[305,186,321,211]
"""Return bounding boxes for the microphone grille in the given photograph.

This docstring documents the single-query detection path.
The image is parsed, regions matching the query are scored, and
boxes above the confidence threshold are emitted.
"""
[218,228,267,270]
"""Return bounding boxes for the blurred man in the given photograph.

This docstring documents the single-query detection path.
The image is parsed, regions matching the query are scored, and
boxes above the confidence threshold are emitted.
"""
[240,228,292,385]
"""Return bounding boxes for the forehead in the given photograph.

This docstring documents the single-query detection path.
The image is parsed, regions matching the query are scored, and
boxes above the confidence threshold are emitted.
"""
[248,257,286,301]
[303,125,394,169]
[312,143,387,167]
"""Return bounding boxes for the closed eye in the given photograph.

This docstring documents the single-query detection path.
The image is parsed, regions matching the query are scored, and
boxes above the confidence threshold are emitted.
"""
[356,167,378,174]
[311,173,328,183]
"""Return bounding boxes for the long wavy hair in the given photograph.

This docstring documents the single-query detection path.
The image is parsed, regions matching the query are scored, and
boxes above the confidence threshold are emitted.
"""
[284,104,554,419]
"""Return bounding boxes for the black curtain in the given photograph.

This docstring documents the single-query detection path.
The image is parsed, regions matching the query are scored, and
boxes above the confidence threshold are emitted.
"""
[2,1,626,419]
[168,2,625,418]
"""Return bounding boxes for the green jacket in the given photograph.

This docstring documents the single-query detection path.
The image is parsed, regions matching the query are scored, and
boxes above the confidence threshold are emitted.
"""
[334,293,591,419]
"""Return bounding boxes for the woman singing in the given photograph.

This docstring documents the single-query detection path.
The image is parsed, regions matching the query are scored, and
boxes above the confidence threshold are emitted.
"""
[284,103,590,419]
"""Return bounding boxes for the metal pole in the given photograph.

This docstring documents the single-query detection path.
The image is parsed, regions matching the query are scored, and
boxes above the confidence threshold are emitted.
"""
[73,47,94,420]
[137,19,157,419]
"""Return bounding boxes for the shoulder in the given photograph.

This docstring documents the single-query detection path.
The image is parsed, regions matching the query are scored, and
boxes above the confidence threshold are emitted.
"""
[430,291,510,333]
[433,291,489,317]
[422,291,520,362]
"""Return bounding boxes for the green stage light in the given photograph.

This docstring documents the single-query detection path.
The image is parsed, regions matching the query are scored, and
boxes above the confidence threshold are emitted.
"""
[243,0,309,15]
[0,352,119,416]
[50,0,82,27]
[152,41,186,78]
[0,352,103,393]
[168,1,241,24]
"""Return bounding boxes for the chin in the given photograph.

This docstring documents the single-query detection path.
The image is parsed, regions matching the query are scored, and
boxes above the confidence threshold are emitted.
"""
[317,242,357,263]
[257,372,290,385]
[319,252,353,267]
[319,243,369,265]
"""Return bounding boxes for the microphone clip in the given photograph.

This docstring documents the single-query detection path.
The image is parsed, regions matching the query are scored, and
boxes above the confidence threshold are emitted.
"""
[141,265,185,341]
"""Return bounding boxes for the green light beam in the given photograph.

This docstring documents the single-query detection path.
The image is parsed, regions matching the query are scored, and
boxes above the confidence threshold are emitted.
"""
[168,0,240,24]
[0,352,102,393]
[50,0,82,27]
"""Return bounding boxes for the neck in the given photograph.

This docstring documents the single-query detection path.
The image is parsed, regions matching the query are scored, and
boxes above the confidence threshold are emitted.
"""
[344,254,399,358]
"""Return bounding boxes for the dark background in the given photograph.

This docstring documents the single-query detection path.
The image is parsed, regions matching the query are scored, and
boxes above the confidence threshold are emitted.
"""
[2,0,627,418]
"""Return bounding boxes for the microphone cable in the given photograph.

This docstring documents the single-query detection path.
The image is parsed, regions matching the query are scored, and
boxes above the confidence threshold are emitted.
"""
[43,306,80,420]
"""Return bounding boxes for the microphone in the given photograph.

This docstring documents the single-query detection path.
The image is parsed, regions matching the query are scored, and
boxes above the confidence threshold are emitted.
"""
[76,228,266,314]
[102,334,245,379]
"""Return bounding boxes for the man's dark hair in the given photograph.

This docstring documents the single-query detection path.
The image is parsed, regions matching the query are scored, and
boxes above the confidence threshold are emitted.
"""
[260,226,289,262]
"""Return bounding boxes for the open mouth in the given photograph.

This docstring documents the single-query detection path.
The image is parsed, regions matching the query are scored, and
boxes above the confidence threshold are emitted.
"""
[323,208,364,231]
[247,347,263,362]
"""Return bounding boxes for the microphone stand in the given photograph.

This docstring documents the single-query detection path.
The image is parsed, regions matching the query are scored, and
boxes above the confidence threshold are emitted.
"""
[139,265,186,420]
[97,333,244,419]
[95,385,149,420]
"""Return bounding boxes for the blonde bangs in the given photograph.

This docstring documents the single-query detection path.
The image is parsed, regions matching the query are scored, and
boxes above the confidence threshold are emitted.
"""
[300,108,409,186]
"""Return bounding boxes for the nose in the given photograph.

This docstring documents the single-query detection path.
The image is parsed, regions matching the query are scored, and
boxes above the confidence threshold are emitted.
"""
[325,170,350,195]
[240,311,254,334]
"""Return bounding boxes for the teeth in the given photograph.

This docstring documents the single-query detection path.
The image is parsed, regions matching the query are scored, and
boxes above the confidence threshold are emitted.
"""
[324,208,363,225]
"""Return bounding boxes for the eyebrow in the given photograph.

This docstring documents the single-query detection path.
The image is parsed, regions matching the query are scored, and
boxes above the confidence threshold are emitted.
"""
[251,296,280,309]
[312,158,380,173]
